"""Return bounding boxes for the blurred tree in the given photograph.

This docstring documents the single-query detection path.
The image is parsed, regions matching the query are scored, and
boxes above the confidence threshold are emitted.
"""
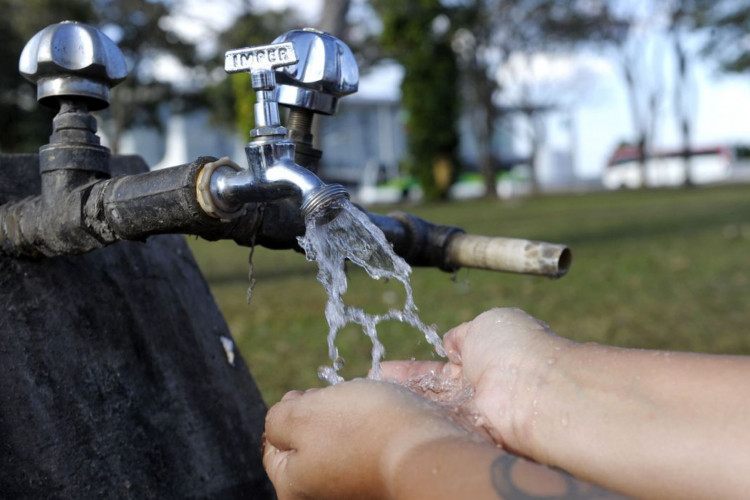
[610,2,665,188]
[0,0,94,152]
[662,0,750,186]
[450,0,624,197]
[372,0,460,201]
[692,2,750,73]
[606,0,710,189]
[94,0,201,153]
[667,0,704,187]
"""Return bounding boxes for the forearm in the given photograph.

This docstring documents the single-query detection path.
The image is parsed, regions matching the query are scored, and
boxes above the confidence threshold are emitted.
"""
[526,343,750,497]
[390,436,618,499]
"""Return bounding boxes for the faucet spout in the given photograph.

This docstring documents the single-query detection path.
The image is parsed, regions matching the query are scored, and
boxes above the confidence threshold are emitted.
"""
[206,140,348,223]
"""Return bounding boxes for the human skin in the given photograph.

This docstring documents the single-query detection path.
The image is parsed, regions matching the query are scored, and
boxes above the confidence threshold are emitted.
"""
[262,379,614,499]
[381,307,750,498]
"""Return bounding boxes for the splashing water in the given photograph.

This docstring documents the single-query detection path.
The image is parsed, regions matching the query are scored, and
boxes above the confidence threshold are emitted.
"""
[298,198,445,384]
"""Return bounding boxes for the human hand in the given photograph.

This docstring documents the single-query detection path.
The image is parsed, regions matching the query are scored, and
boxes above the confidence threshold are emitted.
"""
[380,307,572,456]
[262,378,478,500]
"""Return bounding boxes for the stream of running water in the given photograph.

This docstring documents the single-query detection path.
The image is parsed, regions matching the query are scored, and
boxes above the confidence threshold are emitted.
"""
[298,198,445,384]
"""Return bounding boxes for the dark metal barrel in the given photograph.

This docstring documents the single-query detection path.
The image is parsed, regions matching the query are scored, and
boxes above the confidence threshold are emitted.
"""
[0,154,273,499]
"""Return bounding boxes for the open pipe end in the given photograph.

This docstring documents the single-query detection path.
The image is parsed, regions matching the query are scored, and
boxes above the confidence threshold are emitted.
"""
[300,184,349,224]
[550,246,572,279]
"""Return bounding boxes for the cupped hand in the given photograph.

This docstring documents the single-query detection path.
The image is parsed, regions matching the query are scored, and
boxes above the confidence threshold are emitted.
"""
[380,307,572,455]
[263,378,477,500]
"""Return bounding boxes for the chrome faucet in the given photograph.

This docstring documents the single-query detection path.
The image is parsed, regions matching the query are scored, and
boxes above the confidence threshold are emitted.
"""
[204,40,348,223]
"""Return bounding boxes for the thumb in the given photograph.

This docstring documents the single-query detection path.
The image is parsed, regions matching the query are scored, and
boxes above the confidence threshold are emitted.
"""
[262,439,296,498]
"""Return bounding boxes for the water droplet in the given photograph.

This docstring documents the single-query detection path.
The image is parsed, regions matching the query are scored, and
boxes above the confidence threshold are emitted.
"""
[561,414,569,427]
[333,356,345,370]
[318,365,344,385]
[546,357,556,365]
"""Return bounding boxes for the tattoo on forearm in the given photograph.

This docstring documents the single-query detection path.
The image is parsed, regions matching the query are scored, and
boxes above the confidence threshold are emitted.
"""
[490,453,621,499]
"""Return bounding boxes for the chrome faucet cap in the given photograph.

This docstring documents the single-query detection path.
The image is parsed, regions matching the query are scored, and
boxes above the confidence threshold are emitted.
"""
[19,21,127,110]
[272,28,359,115]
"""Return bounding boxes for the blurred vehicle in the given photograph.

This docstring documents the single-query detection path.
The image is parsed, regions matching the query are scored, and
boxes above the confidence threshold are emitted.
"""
[448,166,531,200]
[602,144,750,189]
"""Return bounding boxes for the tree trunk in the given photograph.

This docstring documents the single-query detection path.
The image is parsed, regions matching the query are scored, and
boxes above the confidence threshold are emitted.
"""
[672,29,694,188]
[621,52,648,188]
[318,0,350,35]
[681,120,693,187]
[527,112,545,196]
[477,76,496,199]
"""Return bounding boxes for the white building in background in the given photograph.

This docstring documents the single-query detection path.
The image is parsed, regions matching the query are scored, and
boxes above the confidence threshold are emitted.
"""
[113,109,244,170]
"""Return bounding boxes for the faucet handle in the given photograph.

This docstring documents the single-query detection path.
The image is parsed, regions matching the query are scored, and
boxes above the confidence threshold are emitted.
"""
[272,29,359,116]
[19,21,127,111]
[225,41,298,77]
[225,42,299,137]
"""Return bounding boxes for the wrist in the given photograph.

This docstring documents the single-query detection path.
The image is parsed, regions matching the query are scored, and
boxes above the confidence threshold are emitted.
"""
[387,434,498,500]
[499,335,578,460]
[379,408,478,498]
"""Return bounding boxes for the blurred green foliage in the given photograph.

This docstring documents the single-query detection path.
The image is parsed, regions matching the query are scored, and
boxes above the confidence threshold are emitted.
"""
[188,184,750,404]
[373,0,460,201]
[689,1,750,73]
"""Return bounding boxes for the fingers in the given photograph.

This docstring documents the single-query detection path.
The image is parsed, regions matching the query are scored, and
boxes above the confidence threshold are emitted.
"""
[281,390,304,401]
[265,397,302,453]
[379,360,449,384]
[443,321,470,365]
[477,307,550,333]
[444,308,552,359]
[262,440,291,486]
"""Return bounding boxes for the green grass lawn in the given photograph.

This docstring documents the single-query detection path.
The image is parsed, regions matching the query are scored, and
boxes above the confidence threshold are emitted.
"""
[187,184,750,404]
